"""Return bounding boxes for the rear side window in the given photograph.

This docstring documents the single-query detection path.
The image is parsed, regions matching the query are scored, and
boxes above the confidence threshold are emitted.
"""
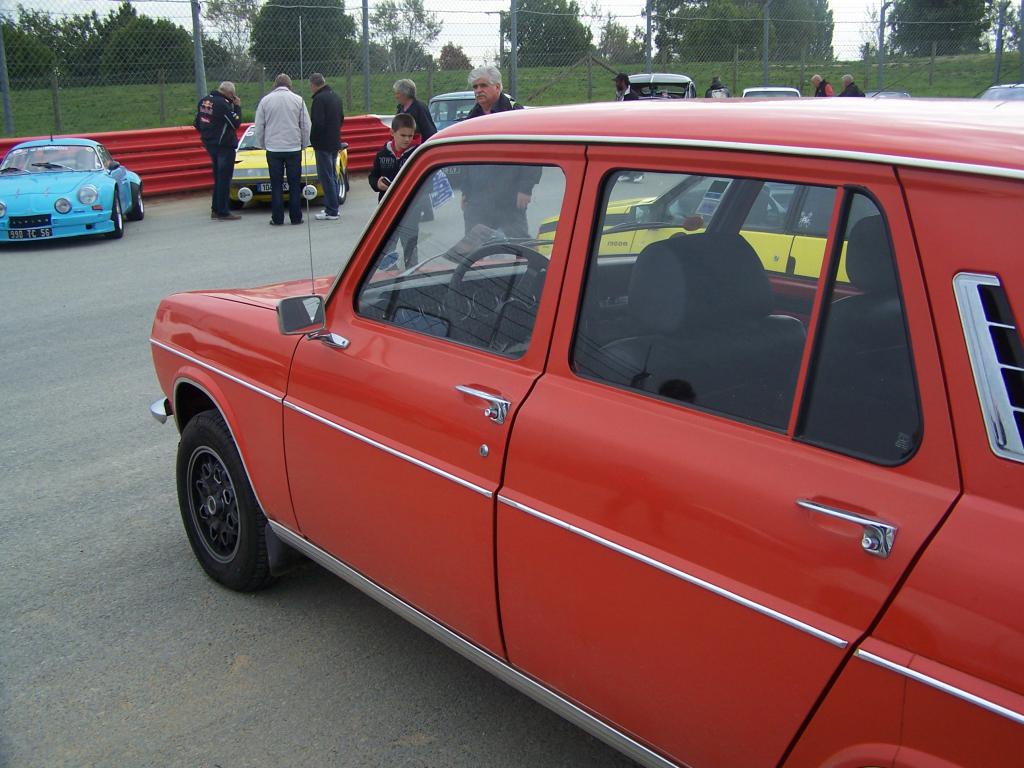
[572,176,922,464]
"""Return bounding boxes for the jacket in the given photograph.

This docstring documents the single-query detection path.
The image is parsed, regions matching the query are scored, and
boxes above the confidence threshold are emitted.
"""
[398,99,437,141]
[462,92,541,210]
[466,91,520,119]
[310,85,344,152]
[194,90,242,148]
[814,79,834,97]
[839,82,865,97]
[369,142,413,201]
[254,87,311,152]
[705,80,730,98]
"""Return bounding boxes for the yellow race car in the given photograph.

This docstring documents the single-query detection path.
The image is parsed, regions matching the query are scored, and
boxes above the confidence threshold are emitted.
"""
[229,124,349,208]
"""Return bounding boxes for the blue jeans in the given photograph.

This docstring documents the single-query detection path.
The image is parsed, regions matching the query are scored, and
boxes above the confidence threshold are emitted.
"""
[266,150,303,224]
[204,142,236,216]
[314,149,340,216]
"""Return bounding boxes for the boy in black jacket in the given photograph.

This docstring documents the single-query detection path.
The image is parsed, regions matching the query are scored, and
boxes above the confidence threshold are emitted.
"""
[369,113,416,201]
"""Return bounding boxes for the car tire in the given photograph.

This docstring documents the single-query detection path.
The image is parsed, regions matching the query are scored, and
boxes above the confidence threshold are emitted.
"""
[105,194,124,239]
[176,410,273,592]
[126,182,144,221]
[338,170,349,206]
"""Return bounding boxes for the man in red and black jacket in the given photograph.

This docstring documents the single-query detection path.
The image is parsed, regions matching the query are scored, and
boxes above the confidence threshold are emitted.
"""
[194,81,242,221]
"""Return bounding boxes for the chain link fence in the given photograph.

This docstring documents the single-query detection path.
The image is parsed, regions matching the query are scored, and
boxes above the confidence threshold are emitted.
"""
[0,0,1021,136]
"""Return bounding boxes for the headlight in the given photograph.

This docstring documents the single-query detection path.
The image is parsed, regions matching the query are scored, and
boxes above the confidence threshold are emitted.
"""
[78,185,98,205]
[302,165,318,176]
[0,201,6,217]
[54,197,72,214]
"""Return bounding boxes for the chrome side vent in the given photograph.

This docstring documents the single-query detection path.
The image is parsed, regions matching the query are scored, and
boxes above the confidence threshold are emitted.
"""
[954,273,1024,462]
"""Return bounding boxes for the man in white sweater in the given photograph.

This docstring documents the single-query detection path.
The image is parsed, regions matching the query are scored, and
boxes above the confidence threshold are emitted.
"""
[254,73,312,225]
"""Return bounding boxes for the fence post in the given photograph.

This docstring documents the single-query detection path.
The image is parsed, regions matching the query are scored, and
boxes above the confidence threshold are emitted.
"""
[993,1,1007,85]
[50,69,62,135]
[878,1,893,90]
[645,0,652,72]
[928,41,935,86]
[587,55,592,101]
[762,0,773,86]
[346,62,353,111]
[1020,0,1023,82]
[159,69,166,124]
[190,0,207,103]
[427,59,434,99]
[259,66,265,101]
[361,0,370,112]
[510,0,518,97]
[0,25,13,134]
[799,44,806,95]
[733,45,739,94]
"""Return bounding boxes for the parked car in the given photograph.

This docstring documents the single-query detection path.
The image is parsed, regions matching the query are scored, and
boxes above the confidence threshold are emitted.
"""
[979,82,1024,100]
[742,85,802,98]
[150,99,1024,768]
[229,124,349,208]
[866,90,912,98]
[0,138,142,241]
[428,90,476,131]
[629,72,697,99]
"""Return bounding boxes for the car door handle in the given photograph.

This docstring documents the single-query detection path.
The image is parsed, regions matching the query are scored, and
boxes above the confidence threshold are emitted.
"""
[455,385,511,425]
[309,330,350,350]
[797,499,897,558]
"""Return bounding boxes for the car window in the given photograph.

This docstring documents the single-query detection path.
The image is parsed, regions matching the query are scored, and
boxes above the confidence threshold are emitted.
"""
[356,163,566,358]
[798,193,921,463]
[743,182,797,233]
[573,171,825,429]
[793,185,834,237]
[238,126,258,150]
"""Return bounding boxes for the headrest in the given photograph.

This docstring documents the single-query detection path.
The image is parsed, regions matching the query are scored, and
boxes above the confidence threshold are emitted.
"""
[627,233,771,334]
[846,215,896,293]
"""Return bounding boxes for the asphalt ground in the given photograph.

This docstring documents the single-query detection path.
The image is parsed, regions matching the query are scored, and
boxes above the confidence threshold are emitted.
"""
[0,177,639,768]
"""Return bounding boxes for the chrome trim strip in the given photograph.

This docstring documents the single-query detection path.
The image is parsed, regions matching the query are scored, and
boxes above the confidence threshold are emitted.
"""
[427,133,1024,182]
[149,338,282,404]
[269,521,679,768]
[283,400,493,498]
[499,495,848,649]
[952,273,1024,463]
[856,649,1024,727]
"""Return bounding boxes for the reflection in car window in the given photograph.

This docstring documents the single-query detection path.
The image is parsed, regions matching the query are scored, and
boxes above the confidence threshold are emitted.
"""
[743,182,796,233]
[799,194,921,463]
[356,164,566,358]
[573,172,826,429]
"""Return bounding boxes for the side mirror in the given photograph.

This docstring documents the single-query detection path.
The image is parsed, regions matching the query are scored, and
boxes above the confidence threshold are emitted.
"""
[107,160,121,171]
[632,203,652,223]
[278,295,325,335]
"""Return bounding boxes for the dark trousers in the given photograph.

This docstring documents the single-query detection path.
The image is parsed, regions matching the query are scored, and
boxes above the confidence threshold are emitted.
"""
[204,142,236,216]
[313,149,340,216]
[266,150,303,224]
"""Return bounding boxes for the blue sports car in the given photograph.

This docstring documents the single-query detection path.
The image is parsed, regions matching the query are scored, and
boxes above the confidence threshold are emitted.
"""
[0,138,143,242]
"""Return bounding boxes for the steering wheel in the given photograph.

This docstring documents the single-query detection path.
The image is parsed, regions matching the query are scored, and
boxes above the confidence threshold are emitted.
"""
[444,242,548,353]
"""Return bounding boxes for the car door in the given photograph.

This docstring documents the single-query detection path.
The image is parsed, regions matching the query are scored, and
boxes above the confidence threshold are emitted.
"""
[282,143,585,655]
[496,147,960,766]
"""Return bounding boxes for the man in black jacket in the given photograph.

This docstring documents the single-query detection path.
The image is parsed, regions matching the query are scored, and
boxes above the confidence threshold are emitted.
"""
[309,72,344,220]
[393,79,437,141]
[194,81,242,220]
[461,66,542,238]
[838,74,866,97]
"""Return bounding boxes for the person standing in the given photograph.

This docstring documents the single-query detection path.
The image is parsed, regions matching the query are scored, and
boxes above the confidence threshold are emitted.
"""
[461,65,541,238]
[838,74,866,97]
[194,81,242,221]
[810,74,833,97]
[393,79,437,141]
[705,75,730,98]
[614,73,641,101]
[253,73,311,226]
[308,72,344,221]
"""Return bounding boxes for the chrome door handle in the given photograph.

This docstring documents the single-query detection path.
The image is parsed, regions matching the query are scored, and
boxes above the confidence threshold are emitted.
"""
[309,330,350,350]
[797,499,897,558]
[455,385,511,425]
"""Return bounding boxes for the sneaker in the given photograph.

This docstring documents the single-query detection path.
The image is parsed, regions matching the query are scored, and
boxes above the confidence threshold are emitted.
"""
[269,220,283,226]
[315,212,340,221]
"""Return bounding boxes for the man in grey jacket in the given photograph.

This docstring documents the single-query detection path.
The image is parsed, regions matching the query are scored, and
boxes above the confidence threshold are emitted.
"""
[254,73,312,225]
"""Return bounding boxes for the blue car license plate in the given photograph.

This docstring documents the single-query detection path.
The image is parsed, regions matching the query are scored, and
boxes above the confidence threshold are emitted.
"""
[8,227,52,239]
[256,182,290,193]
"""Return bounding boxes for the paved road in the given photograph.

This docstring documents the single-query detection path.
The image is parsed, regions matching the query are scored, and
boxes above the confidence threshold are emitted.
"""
[0,180,638,768]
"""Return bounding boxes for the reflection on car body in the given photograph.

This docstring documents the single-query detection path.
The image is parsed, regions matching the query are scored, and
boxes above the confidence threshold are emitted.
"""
[150,99,1024,768]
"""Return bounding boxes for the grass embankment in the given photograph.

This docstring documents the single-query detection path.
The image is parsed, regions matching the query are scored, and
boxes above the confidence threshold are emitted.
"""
[4,51,1019,138]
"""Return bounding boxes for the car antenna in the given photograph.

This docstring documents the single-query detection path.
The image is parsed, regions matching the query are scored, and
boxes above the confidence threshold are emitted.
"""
[298,108,318,295]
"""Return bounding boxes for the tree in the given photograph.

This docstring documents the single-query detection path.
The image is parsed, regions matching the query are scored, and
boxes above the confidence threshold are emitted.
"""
[651,0,760,63]
[250,0,358,77]
[100,16,194,82]
[370,0,441,72]
[597,15,644,63]
[889,0,989,57]
[500,0,593,68]
[0,22,55,87]
[203,0,259,63]
[438,42,472,71]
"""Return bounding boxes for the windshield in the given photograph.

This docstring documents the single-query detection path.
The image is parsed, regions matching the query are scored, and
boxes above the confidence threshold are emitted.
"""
[429,98,475,128]
[1,144,101,172]
[237,126,259,150]
[744,89,799,98]
[981,86,1024,100]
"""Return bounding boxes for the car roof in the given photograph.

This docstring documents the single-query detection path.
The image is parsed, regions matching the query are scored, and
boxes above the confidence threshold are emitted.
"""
[12,137,99,149]
[629,73,693,85]
[434,99,1024,178]
[429,91,474,102]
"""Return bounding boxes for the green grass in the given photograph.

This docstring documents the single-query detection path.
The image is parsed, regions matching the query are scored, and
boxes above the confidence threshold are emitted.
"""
[4,51,1020,138]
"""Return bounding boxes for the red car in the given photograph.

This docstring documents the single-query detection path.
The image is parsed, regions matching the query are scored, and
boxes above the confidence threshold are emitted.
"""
[150,99,1024,768]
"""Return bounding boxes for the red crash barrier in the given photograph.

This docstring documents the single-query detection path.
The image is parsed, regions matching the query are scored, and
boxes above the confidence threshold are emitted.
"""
[0,115,391,196]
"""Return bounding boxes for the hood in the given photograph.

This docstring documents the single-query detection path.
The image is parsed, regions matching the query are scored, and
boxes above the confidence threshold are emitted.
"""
[0,171,102,197]
[200,275,335,309]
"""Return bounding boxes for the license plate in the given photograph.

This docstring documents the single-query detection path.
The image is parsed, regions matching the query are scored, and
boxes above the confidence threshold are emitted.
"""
[256,182,290,193]
[8,228,52,239]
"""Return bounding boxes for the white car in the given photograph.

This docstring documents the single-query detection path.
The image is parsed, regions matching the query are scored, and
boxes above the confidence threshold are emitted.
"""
[742,86,801,98]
